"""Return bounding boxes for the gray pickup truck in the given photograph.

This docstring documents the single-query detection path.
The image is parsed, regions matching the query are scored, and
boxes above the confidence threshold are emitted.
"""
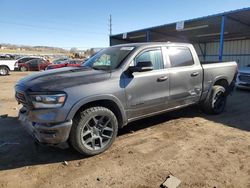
[15,42,237,155]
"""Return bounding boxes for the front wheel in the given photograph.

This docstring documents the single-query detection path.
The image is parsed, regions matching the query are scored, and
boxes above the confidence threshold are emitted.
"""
[0,66,9,76]
[69,106,118,156]
[20,66,27,71]
[201,85,227,114]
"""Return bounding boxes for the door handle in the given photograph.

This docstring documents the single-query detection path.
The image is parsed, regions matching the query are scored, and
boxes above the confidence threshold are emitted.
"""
[157,76,168,82]
[191,72,199,77]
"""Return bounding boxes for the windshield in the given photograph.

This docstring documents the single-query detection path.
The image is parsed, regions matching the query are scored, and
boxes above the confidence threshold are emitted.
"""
[83,46,134,70]
[52,58,68,64]
[53,61,67,64]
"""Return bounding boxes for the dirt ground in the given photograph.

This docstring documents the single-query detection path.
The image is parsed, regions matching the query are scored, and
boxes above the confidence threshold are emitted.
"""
[0,72,249,188]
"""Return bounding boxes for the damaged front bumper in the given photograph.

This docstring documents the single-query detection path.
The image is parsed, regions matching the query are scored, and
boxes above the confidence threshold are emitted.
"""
[18,107,72,144]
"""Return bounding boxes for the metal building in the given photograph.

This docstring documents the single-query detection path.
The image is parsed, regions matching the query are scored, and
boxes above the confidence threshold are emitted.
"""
[110,8,250,67]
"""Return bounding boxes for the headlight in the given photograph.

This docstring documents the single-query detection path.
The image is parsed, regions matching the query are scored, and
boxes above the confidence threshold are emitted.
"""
[30,93,66,108]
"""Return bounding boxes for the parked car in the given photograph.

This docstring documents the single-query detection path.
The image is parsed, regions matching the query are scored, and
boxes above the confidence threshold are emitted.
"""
[0,55,43,75]
[14,56,40,70]
[16,42,237,155]
[46,59,83,70]
[0,59,16,75]
[236,64,250,89]
[18,58,50,71]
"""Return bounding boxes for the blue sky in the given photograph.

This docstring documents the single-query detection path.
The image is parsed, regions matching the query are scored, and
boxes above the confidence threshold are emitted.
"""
[0,0,250,49]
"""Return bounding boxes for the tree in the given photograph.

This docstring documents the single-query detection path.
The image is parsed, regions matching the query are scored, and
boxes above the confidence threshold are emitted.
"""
[70,47,78,54]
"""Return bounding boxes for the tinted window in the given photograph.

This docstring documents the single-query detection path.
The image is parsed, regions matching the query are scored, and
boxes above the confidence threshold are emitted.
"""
[25,59,31,64]
[18,59,25,63]
[28,59,38,64]
[37,59,43,64]
[38,59,47,64]
[135,49,163,70]
[167,47,194,67]
[19,57,34,63]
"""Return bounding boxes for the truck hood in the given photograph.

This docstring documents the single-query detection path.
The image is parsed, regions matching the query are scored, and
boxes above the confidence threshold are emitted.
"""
[239,67,250,74]
[16,66,111,91]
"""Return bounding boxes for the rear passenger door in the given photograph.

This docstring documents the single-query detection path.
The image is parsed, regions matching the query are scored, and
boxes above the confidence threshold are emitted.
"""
[28,59,39,71]
[124,47,170,120]
[38,59,47,70]
[165,46,202,107]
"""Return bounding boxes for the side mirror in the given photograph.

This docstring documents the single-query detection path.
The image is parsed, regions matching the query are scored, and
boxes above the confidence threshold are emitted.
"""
[128,61,153,72]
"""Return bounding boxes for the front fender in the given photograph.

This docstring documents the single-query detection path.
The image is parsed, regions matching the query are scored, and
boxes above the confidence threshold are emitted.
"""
[66,94,127,126]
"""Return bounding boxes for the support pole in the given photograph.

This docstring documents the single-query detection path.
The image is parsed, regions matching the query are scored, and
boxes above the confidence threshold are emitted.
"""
[204,43,207,62]
[219,16,226,61]
[198,43,205,58]
[109,14,112,36]
[146,31,150,42]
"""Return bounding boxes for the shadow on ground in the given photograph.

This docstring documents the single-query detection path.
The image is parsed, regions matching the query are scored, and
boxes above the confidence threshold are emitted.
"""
[0,90,249,171]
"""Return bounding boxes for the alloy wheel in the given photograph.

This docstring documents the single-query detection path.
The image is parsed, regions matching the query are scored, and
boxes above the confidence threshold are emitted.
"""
[213,90,226,112]
[80,115,114,151]
[0,68,7,75]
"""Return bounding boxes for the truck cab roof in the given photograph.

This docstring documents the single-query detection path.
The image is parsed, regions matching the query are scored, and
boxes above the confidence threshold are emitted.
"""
[112,42,193,48]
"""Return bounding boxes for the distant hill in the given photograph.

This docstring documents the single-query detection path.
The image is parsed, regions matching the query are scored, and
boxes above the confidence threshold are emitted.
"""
[0,43,68,54]
[0,43,104,58]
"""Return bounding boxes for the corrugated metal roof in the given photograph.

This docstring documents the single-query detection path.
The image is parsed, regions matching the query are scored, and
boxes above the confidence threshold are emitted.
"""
[110,7,250,45]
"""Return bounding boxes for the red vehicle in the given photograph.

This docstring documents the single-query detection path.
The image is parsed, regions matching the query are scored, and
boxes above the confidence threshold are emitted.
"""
[19,58,50,71]
[46,59,83,70]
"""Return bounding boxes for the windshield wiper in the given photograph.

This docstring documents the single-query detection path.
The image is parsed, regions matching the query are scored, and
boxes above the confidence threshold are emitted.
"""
[92,66,110,71]
[92,67,104,70]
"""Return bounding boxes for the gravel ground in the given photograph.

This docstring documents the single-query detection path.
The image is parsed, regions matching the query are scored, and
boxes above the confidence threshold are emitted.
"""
[0,72,249,188]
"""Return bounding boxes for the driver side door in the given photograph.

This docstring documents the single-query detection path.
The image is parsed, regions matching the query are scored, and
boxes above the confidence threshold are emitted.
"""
[123,47,170,121]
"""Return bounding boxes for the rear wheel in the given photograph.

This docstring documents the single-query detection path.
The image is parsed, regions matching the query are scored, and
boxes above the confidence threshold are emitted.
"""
[201,85,227,114]
[70,106,118,156]
[20,66,27,71]
[0,66,9,76]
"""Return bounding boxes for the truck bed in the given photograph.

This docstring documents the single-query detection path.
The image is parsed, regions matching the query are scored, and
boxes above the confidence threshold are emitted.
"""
[201,61,237,100]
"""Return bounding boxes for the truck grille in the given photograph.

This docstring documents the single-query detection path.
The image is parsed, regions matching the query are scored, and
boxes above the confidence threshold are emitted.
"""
[16,91,27,105]
[239,74,250,82]
[15,91,33,109]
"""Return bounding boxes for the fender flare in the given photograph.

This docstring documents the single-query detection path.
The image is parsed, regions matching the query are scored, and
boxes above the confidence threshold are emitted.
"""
[202,75,229,102]
[0,65,10,70]
[212,75,229,86]
[66,94,127,126]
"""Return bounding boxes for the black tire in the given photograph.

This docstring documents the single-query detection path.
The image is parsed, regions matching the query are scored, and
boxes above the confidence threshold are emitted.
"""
[20,66,27,71]
[0,66,9,76]
[69,106,118,156]
[201,85,227,114]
